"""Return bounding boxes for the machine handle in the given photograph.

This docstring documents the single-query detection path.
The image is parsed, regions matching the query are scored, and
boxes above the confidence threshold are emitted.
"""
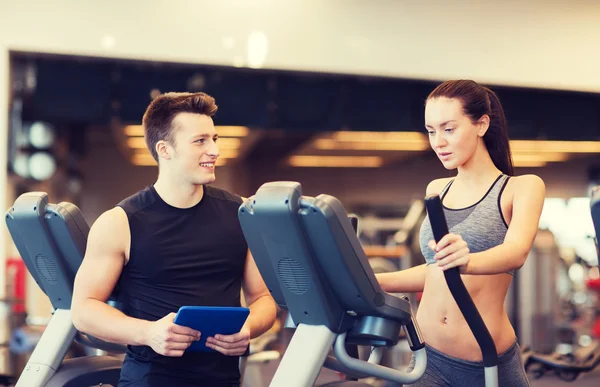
[591,186,600,256]
[424,194,498,368]
[333,332,426,384]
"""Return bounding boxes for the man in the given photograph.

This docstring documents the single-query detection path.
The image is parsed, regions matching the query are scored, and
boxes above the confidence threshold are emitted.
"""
[72,92,277,386]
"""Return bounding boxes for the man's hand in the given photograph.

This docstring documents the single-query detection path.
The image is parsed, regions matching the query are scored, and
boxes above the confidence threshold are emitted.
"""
[206,327,250,356]
[429,233,470,274]
[145,313,201,357]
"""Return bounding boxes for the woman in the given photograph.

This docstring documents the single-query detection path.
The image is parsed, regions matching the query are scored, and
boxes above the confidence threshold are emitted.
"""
[376,80,545,386]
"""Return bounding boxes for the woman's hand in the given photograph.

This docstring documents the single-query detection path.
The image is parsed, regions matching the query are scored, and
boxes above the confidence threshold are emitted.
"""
[428,233,470,273]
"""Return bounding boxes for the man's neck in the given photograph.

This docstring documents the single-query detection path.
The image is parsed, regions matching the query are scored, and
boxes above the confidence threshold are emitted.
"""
[153,174,204,209]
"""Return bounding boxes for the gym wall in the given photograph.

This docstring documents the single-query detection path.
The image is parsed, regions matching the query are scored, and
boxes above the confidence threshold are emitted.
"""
[78,138,597,226]
[1,0,600,92]
[79,134,246,223]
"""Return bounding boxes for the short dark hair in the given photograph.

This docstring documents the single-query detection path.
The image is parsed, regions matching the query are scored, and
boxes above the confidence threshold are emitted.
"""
[142,92,218,161]
[427,80,514,176]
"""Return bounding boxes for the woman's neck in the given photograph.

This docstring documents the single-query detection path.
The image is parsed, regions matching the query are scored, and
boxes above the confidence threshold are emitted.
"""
[455,142,502,187]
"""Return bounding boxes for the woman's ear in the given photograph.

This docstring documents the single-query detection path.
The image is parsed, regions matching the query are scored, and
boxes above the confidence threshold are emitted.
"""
[478,115,491,137]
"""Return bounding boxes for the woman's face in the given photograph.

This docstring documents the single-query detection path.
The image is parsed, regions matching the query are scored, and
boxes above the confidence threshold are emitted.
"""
[424,97,485,170]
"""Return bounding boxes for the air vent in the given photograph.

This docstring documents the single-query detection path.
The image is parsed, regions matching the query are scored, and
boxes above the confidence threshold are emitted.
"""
[35,254,57,284]
[278,257,309,295]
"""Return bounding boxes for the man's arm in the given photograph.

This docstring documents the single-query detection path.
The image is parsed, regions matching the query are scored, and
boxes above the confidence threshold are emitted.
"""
[72,207,199,356]
[72,207,147,345]
[206,250,277,355]
[239,250,278,338]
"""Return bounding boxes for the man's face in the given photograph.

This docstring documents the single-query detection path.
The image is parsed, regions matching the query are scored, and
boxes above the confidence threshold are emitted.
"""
[165,112,219,185]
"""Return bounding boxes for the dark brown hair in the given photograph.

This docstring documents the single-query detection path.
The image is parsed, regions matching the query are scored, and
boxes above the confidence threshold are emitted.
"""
[427,80,513,176]
[142,92,218,161]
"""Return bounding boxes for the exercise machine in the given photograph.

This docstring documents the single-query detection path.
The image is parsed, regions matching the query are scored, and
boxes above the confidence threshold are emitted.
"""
[239,182,499,386]
[523,186,600,381]
[5,191,314,387]
[5,192,124,387]
[5,191,298,387]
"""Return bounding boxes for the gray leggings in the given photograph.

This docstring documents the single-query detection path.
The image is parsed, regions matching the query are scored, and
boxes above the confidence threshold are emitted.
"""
[404,340,530,387]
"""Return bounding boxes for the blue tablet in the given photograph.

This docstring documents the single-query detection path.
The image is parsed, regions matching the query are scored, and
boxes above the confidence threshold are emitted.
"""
[173,306,250,352]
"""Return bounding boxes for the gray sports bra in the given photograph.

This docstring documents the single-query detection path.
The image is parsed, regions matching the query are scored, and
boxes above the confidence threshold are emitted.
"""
[419,174,513,275]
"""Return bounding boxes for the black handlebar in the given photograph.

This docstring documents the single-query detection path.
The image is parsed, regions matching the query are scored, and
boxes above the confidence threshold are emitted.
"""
[591,187,600,258]
[424,194,498,368]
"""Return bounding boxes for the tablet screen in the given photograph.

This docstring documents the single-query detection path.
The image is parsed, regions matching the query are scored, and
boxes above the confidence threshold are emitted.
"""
[174,306,250,352]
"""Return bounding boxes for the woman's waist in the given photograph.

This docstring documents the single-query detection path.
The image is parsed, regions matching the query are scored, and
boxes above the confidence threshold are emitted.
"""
[422,338,521,372]
[415,304,515,361]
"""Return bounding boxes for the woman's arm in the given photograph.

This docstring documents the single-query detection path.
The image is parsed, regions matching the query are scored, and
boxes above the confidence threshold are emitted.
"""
[375,177,453,292]
[376,264,428,293]
[433,175,546,274]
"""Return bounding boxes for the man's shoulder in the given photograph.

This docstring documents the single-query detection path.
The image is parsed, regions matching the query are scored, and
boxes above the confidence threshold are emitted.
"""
[205,185,244,206]
[117,186,157,215]
[89,206,129,241]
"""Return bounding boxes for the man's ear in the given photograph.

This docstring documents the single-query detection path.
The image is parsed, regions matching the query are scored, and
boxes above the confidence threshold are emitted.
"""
[478,114,490,137]
[155,140,172,161]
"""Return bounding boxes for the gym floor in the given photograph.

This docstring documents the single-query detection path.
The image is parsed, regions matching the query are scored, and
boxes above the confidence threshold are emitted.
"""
[242,331,600,387]
[243,332,600,387]
[245,361,600,386]
[530,369,600,387]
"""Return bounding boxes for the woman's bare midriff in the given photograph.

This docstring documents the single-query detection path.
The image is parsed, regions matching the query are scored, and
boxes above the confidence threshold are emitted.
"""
[416,265,516,361]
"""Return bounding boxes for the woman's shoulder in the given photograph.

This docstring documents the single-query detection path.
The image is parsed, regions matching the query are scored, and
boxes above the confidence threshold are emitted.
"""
[425,177,455,196]
[505,174,546,198]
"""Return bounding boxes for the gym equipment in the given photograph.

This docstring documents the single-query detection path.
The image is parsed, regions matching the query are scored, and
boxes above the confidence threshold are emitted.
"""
[239,182,421,387]
[6,191,291,387]
[5,192,124,387]
[507,229,560,353]
[523,342,600,382]
[238,182,499,386]
[522,186,600,382]
[593,186,600,244]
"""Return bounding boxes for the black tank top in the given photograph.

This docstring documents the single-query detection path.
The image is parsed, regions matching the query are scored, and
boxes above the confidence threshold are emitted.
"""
[116,184,248,386]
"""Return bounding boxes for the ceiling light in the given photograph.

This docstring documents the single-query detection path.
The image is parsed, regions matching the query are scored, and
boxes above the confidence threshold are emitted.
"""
[28,152,57,180]
[288,155,383,168]
[513,160,548,168]
[124,125,249,138]
[130,153,156,166]
[124,125,143,136]
[314,138,429,151]
[126,137,147,149]
[216,126,249,137]
[131,153,228,167]
[512,153,570,163]
[215,138,241,149]
[333,131,427,142]
[28,122,55,149]
[510,140,600,153]
[131,148,238,159]
[126,137,240,150]
[216,149,239,159]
